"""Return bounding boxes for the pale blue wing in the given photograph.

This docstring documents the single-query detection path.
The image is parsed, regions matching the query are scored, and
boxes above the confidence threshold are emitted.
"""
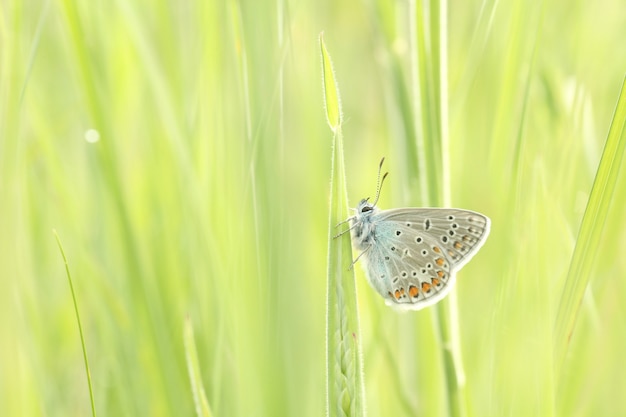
[376,208,490,271]
[359,220,456,311]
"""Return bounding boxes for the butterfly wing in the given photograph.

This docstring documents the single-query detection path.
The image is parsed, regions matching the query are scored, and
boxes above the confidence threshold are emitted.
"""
[378,208,490,270]
[358,208,490,310]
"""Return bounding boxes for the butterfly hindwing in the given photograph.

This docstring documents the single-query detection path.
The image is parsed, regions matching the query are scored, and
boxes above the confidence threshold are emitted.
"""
[361,218,455,310]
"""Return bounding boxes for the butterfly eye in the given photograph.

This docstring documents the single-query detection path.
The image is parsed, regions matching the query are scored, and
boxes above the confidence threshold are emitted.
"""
[361,206,373,213]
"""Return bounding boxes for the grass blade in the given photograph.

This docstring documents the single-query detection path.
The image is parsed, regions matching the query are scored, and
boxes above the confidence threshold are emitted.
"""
[320,33,342,132]
[53,230,97,417]
[554,76,626,380]
[184,317,215,417]
[321,34,366,417]
[410,1,469,415]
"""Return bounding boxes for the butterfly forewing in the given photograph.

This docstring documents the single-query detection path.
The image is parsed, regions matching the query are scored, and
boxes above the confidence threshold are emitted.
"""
[378,208,490,270]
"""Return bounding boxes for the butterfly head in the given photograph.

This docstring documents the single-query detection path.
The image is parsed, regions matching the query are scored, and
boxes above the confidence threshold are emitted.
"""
[356,198,377,218]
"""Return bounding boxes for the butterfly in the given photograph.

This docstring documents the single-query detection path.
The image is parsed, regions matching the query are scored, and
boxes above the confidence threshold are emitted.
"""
[340,158,490,311]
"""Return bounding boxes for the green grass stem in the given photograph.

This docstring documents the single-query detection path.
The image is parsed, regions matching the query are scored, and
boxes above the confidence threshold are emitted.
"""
[409,1,468,415]
[321,34,366,417]
[53,230,97,417]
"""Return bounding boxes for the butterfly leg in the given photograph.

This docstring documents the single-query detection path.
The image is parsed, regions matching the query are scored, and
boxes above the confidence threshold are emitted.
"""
[348,245,371,270]
[333,219,357,239]
[334,215,355,228]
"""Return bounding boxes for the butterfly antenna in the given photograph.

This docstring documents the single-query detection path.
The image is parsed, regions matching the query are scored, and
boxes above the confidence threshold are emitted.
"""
[371,158,388,206]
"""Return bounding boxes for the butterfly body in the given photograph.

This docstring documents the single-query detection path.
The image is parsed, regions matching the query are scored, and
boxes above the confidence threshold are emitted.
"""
[350,198,490,311]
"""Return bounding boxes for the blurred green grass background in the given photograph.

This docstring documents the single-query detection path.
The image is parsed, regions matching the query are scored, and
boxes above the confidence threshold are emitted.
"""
[1,0,626,416]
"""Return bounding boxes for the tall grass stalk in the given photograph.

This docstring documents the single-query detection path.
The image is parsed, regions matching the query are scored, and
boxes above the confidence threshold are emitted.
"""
[409,0,468,415]
[554,76,626,385]
[321,34,366,417]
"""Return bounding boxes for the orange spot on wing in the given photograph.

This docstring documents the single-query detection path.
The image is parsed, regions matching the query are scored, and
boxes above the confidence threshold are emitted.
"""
[437,270,444,278]
[394,289,401,300]
[421,282,432,293]
[409,285,419,298]
[454,241,463,249]
[435,258,444,266]
[400,288,405,296]
[432,278,440,286]
[433,246,441,253]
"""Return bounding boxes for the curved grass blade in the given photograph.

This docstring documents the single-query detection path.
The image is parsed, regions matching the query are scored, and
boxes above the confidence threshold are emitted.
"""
[183,317,214,417]
[320,34,366,417]
[554,76,626,380]
[53,230,97,417]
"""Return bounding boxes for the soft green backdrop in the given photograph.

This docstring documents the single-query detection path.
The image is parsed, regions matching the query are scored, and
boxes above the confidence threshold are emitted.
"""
[1,0,625,416]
